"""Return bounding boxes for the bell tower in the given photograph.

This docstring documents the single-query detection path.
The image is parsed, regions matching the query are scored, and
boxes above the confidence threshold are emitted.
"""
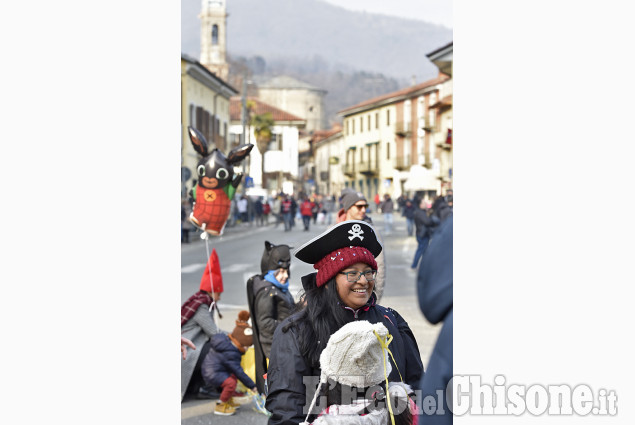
[199,0,229,81]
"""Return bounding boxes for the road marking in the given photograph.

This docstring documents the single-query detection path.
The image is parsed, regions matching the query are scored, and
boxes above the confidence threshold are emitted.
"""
[181,263,255,274]
[181,263,205,273]
[216,303,250,309]
[223,263,253,273]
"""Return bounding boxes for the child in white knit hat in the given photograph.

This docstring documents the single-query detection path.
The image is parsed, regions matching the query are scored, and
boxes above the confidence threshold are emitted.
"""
[301,320,418,425]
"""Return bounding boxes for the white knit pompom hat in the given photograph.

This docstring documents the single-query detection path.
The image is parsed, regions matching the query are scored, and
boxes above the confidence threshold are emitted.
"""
[301,321,394,425]
[319,320,392,387]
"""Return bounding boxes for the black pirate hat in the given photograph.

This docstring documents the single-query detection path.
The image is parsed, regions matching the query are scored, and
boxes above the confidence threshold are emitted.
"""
[294,220,383,265]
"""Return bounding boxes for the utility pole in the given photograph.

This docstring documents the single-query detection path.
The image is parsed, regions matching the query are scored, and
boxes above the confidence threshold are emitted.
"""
[240,73,248,195]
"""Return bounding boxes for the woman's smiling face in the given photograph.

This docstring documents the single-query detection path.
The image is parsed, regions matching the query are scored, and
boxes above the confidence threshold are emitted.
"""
[334,262,375,309]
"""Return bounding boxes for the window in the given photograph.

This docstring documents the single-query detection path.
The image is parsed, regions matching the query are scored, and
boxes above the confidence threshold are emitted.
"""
[386,142,390,159]
[268,133,281,150]
[387,110,390,126]
[375,112,379,129]
[212,25,219,45]
[346,120,349,135]
[367,115,371,131]
[360,117,363,133]
[352,119,355,134]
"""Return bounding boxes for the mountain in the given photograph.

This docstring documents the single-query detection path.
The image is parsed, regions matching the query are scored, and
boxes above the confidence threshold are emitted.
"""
[182,0,453,125]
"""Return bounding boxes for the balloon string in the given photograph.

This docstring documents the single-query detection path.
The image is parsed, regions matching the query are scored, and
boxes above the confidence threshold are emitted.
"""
[374,330,396,425]
[204,236,220,326]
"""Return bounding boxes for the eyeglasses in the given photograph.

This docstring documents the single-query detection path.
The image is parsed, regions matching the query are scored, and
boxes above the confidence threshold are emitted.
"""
[338,270,377,283]
[353,204,369,210]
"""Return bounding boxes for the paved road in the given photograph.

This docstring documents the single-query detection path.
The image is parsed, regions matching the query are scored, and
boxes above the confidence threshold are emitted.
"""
[181,212,441,424]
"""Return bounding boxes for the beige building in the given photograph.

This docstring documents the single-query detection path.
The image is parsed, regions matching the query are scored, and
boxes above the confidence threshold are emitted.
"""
[426,41,453,192]
[310,126,345,195]
[181,53,238,199]
[199,0,229,81]
[256,76,327,133]
[337,74,451,202]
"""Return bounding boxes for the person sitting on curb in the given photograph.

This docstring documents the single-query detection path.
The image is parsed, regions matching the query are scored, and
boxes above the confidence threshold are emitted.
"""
[201,310,258,416]
[180,248,223,401]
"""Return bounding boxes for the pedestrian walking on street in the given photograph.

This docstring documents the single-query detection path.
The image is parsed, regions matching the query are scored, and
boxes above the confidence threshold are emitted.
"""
[255,197,265,226]
[265,220,424,425]
[201,310,258,416]
[247,195,256,226]
[262,198,272,224]
[396,193,407,214]
[411,199,440,269]
[300,197,313,231]
[402,198,416,237]
[322,195,335,225]
[290,196,298,230]
[273,196,282,228]
[311,195,320,224]
[237,195,248,224]
[380,193,394,233]
[246,241,295,394]
[281,195,293,231]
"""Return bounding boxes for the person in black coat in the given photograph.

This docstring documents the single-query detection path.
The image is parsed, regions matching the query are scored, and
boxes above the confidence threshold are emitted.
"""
[246,241,296,394]
[411,199,441,269]
[265,220,424,425]
[417,215,453,425]
[431,196,452,222]
[402,198,416,236]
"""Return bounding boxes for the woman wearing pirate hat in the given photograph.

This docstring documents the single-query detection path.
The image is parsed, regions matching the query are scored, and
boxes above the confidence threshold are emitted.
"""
[264,220,424,425]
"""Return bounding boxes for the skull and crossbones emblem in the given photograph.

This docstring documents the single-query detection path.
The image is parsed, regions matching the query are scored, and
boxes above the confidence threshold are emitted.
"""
[348,224,364,241]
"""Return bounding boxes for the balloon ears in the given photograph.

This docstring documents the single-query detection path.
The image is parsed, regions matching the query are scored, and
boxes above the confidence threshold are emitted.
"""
[264,241,273,251]
[188,126,209,157]
[227,144,254,165]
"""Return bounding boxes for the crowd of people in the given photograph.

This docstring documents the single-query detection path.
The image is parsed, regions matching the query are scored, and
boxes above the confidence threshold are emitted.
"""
[181,187,453,424]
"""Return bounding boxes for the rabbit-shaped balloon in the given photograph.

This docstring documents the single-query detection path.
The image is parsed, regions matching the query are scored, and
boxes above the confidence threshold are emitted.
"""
[188,126,254,236]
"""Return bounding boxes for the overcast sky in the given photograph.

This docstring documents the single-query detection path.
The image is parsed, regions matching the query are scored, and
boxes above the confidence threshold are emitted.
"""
[321,0,452,28]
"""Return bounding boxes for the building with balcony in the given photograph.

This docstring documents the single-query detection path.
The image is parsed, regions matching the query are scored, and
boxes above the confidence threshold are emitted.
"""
[181,53,238,199]
[337,73,450,202]
[426,41,453,193]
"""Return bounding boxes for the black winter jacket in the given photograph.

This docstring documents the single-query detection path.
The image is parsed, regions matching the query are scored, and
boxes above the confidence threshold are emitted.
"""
[414,208,441,239]
[265,294,424,425]
[253,276,296,358]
